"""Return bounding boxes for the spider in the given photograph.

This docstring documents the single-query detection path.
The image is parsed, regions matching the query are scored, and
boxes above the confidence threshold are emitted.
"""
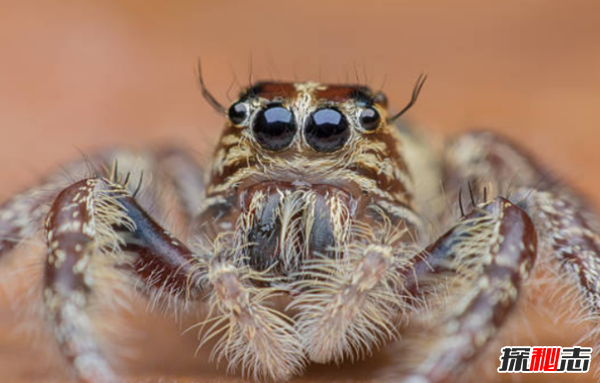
[1,64,599,383]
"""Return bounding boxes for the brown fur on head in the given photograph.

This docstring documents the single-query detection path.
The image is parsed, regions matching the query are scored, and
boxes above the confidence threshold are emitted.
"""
[195,81,423,276]
[207,82,412,207]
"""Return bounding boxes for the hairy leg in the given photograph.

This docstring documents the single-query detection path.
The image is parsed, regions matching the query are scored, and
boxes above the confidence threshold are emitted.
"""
[291,243,411,364]
[199,255,304,381]
[0,146,206,260]
[0,147,210,381]
[380,197,537,382]
[1,147,305,381]
[443,131,600,317]
[289,211,421,366]
[44,175,303,382]
[43,177,203,383]
[0,151,115,257]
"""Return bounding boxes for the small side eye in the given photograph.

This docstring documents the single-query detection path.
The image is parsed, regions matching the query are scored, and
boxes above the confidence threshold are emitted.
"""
[228,102,249,125]
[359,107,381,131]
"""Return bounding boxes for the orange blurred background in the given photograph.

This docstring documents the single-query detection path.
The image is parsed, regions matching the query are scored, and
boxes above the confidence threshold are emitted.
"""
[1,0,599,382]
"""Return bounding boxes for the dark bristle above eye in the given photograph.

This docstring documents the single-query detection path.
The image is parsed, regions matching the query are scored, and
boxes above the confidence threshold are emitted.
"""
[239,82,298,101]
[240,83,267,99]
[350,88,373,107]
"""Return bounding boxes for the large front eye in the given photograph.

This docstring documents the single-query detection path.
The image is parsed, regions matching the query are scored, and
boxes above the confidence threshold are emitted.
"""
[252,104,296,151]
[305,108,350,152]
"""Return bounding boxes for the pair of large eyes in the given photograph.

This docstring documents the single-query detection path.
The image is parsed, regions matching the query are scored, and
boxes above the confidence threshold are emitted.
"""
[228,103,381,152]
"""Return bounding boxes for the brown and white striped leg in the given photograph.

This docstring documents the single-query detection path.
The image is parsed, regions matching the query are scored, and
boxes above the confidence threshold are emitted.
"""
[0,147,205,261]
[0,149,143,260]
[380,197,537,382]
[443,131,600,330]
[44,177,204,383]
[44,176,304,382]
[0,153,113,258]
[0,182,55,256]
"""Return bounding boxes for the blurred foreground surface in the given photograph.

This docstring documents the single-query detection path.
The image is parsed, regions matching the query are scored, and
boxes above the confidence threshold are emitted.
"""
[0,0,599,382]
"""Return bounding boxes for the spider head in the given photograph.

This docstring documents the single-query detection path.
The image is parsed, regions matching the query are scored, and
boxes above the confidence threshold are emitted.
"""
[202,79,425,271]
[207,82,412,199]
[203,77,428,211]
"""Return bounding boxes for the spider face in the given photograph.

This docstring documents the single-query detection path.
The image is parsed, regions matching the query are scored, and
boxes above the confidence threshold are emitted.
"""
[204,82,418,273]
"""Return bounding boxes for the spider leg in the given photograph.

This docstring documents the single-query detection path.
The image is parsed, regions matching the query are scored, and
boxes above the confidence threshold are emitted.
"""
[398,129,600,381]
[44,175,303,382]
[199,256,304,381]
[380,197,537,382]
[0,150,120,259]
[43,177,204,383]
[289,203,422,366]
[0,147,205,261]
[444,131,600,323]
[2,148,301,381]
[290,243,412,364]
[0,180,57,256]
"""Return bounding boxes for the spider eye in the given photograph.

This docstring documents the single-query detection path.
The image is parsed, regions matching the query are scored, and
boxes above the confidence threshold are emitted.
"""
[359,107,381,131]
[252,104,296,151]
[305,108,350,152]
[228,102,248,125]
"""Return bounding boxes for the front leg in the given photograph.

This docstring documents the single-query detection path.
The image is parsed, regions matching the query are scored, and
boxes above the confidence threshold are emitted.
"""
[444,131,600,327]
[290,242,414,365]
[0,150,119,257]
[289,195,536,381]
[379,197,536,382]
[44,177,302,383]
[43,177,203,383]
[0,146,206,262]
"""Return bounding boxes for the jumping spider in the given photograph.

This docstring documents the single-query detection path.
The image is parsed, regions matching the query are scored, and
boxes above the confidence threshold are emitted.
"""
[1,65,599,383]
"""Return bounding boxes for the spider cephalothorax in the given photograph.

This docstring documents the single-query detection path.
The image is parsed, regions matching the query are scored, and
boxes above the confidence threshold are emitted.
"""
[1,69,599,383]
[188,80,426,377]
[200,81,421,276]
